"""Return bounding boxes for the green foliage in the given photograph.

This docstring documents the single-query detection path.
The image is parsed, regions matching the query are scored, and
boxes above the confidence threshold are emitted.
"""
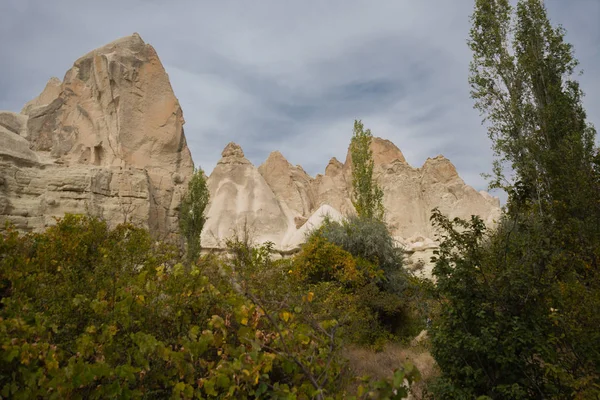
[179,168,210,262]
[293,233,375,286]
[429,208,600,399]
[319,215,405,292]
[430,2,600,398]
[350,120,384,221]
[292,218,425,346]
[469,0,596,209]
[0,215,418,399]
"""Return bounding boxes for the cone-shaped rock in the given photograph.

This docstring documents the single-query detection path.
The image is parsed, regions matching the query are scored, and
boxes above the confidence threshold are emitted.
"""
[201,143,291,248]
[258,150,316,218]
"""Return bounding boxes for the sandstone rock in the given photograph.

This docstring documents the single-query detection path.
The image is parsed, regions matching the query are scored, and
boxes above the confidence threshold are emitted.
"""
[311,157,354,215]
[201,136,500,277]
[258,151,316,217]
[344,136,407,167]
[21,77,62,116]
[1,33,501,276]
[0,111,28,137]
[0,34,193,238]
[0,125,39,164]
[201,143,291,248]
[294,216,308,229]
[283,204,343,249]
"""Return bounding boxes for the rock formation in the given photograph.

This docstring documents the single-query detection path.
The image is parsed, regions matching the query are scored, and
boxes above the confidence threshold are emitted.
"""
[1,32,501,275]
[201,143,290,247]
[0,33,193,238]
[202,139,501,273]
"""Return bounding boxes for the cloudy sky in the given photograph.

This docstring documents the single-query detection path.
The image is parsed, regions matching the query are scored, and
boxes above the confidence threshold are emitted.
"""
[1,0,598,200]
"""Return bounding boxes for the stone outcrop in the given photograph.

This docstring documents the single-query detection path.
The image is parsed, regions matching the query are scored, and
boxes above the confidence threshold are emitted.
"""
[258,151,316,219]
[203,139,500,273]
[0,33,193,237]
[1,33,500,274]
[201,143,291,248]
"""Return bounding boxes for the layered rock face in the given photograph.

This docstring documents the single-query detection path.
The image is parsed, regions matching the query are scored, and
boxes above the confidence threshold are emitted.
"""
[0,34,193,237]
[203,139,501,272]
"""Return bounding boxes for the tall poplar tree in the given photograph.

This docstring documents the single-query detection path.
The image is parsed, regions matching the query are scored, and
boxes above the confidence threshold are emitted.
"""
[179,168,210,262]
[350,120,384,221]
[429,1,600,398]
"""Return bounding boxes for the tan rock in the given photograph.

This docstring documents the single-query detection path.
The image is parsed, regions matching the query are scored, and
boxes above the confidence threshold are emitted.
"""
[283,204,343,249]
[258,151,316,217]
[371,137,407,165]
[311,157,354,215]
[0,125,39,164]
[201,143,291,248]
[343,136,407,166]
[0,34,193,238]
[0,111,28,137]
[20,77,62,116]
[201,136,500,275]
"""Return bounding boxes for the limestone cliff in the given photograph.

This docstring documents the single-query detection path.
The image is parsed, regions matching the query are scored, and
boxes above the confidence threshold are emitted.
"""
[0,33,193,238]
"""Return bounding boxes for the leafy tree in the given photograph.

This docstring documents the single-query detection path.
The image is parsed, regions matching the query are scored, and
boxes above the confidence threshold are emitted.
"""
[179,168,210,262]
[469,0,596,212]
[294,219,427,345]
[350,120,385,220]
[429,1,600,398]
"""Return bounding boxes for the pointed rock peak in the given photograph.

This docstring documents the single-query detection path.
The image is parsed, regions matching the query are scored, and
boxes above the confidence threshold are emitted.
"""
[422,155,459,181]
[325,157,344,177]
[265,150,290,165]
[76,33,146,63]
[371,137,407,165]
[259,150,293,175]
[47,76,62,86]
[222,142,245,158]
[328,157,342,167]
[343,137,407,167]
[20,76,63,115]
[218,142,251,166]
[424,154,452,164]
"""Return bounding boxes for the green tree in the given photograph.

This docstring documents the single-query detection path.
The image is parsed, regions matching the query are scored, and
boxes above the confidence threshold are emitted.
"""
[469,0,596,212]
[429,1,600,398]
[350,120,384,220]
[179,168,210,262]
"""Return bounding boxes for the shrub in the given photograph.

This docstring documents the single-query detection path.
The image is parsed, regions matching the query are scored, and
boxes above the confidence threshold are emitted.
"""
[319,215,405,292]
[0,215,417,399]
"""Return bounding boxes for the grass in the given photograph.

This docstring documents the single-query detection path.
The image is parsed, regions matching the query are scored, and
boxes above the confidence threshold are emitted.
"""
[342,333,438,399]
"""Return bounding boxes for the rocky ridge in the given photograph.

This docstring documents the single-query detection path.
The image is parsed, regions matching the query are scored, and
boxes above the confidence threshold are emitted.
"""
[0,34,193,238]
[0,34,501,275]
[202,139,501,274]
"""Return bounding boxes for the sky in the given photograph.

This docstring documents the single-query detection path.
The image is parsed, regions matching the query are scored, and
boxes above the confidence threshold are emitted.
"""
[1,0,598,201]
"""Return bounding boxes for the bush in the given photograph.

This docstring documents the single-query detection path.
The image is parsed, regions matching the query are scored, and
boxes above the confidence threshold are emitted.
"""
[290,217,429,345]
[0,215,418,399]
[319,215,405,292]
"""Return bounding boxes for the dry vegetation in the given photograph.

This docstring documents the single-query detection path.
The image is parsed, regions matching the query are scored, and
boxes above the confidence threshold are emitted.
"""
[343,334,439,399]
